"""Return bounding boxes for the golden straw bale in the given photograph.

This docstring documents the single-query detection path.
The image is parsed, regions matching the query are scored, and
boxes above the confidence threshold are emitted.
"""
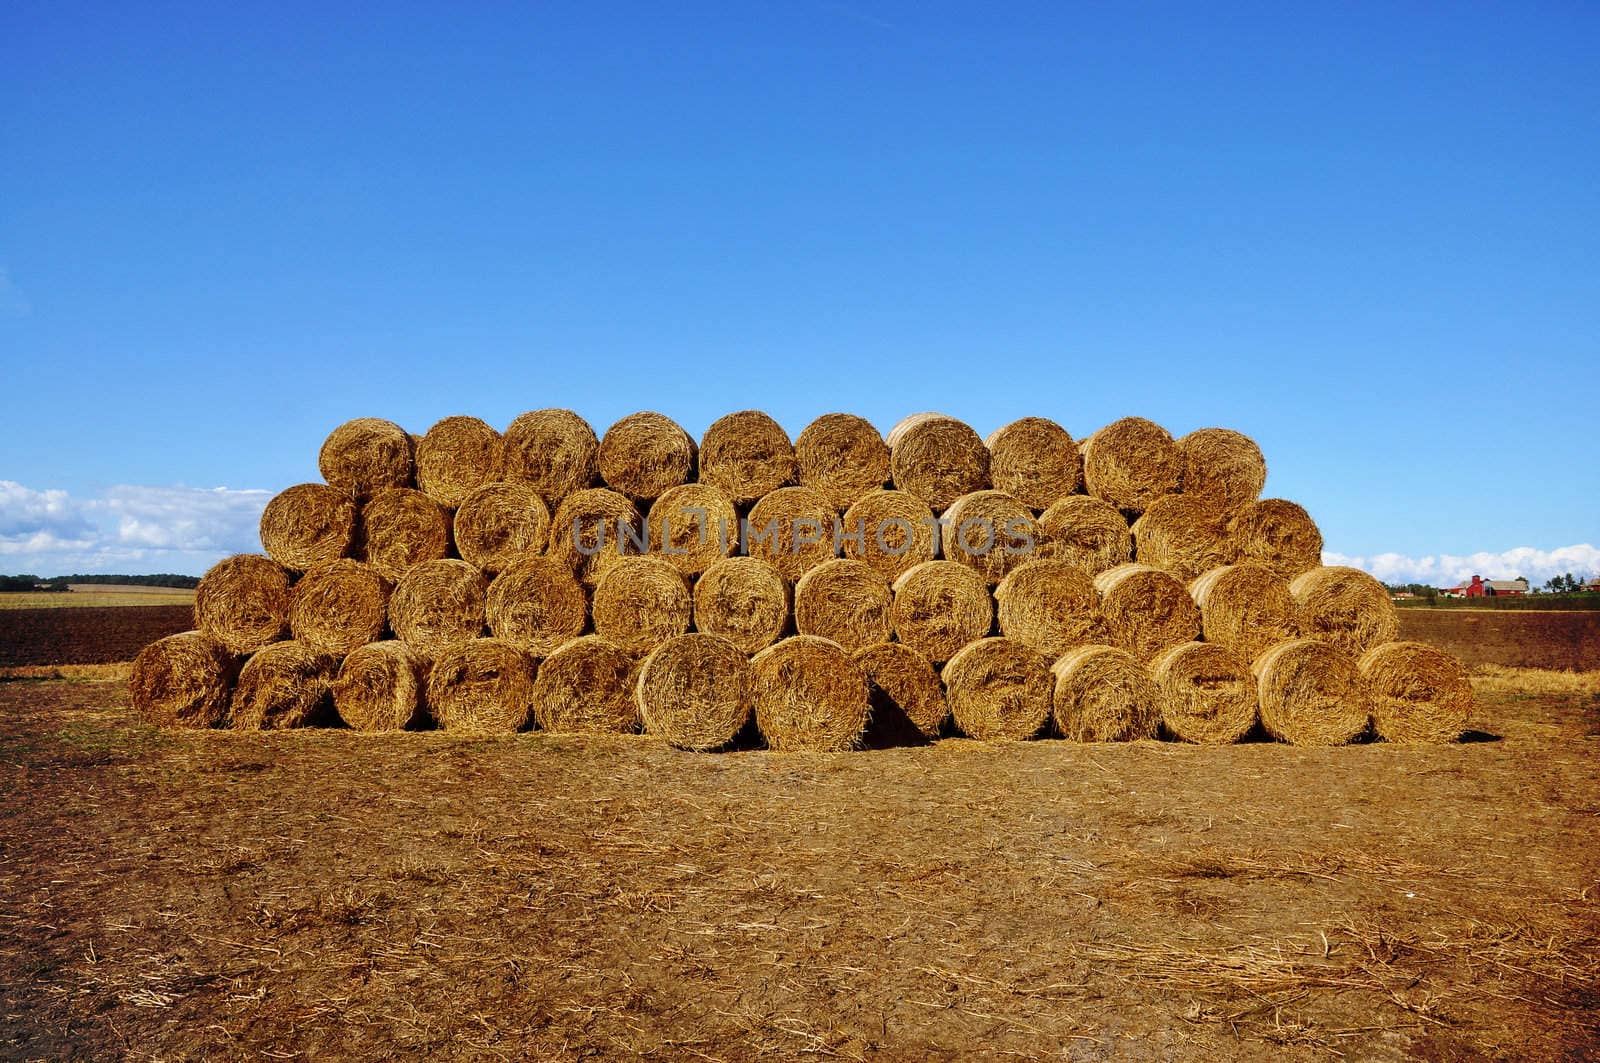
[231,641,339,731]
[333,641,427,732]
[1150,641,1257,744]
[1080,417,1181,513]
[453,481,551,574]
[1036,495,1132,576]
[994,559,1103,659]
[853,642,948,739]
[891,560,993,663]
[699,410,794,505]
[597,411,696,501]
[1253,638,1372,746]
[389,558,487,660]
[941,490,1038,585]
[592,557,693,656]
[744,485,838,581]
[1230,499,1323,579]
[985,417,1082,510]
[194,553,291,654]
[128,631,237,729]
[751,635,870,752]
[1289,565,1399,656]
[259,483,357,571]
[358,487,451,582]
[502,408,599,504]
[318,417,414,498]
[530,636,640,735]
[794,413,889,509]
[426,638,536,734]
[1050,645,1161,742]
[547,487,643,585]
[416,415,505,508]
[839,489,937,582]
[646,483,738,576]
[691,556,790,654]
[1359,641,1472,743]
[485,555,588,656]
[941,637,1053,741]
[635,633,754,750]
[1093,563,1201,663]
[288,559,390,656]
[1188,562,1298,663]
[1177,427,1267,508]
[1131,493,1238,582]
[887,413,990,509]
[793,558,893,652]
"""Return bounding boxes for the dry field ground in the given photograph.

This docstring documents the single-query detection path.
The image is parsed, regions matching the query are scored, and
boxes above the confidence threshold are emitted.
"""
[0,587,196,611]
[1,611,1597,1060]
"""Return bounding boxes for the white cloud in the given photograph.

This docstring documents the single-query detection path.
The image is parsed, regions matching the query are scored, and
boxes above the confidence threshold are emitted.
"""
[1323,544,1600,588]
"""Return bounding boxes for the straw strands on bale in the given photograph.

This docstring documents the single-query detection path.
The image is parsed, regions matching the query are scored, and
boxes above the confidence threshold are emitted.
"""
[1131,494,1237,583]
[793,558,892,653]
[1359,641,1473,743]
[1150,641,1258,744]
[333,641,427,732]
[547,487,643,585]
[1230,499,1324,579]
[645,483,737,576]
[994,559,1103,659]
[1080,417,1181,513]
[891,560,994,663]
[485,555,588,656]
[691,556,790,654]
[591,557,693,656]
[839,489,937,582]
[751,636,870,752]
[1050,645,1161,742]
[231,641,339,731]
[941,637,1053,741]
[598,412,696,501]
[887,413,991,509]
[1037,495,1132,577]
[1188,562,1298,664]
[318,417,414,499]
[453,482,551,574]
[530,636,640,735]
[416,415,504,508]
[794,413,889,509]
[1093,563,1201,663]
[259,483,357,571]
[503,408,599,504]
[745,485,838,581]
[288,559,390,656]
[1253,638,1372,746]
[358,488,451,582]
[128,631,238,728]
[1178,427,1267,508]
[941,490,1037,585]
[426,638,536,734]
[194,553,291,654]
[853,642,947,739]
[698,410,794,505]
[1289,565,1399,656]
[985,417,1081,510]
[635,633,754,750]
[389,558,487,659]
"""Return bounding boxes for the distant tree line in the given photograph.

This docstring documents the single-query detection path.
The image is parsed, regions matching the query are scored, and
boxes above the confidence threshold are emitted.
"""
[0,573,200,591]
[1543,572,1591,594]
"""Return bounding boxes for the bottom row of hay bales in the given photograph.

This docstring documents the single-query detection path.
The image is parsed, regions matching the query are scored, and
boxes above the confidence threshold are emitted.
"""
[131,626,1472,749]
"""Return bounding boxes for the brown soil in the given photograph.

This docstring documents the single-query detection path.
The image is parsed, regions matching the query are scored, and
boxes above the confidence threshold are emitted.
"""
[1398,608,1600,671]
[0,605,192,666]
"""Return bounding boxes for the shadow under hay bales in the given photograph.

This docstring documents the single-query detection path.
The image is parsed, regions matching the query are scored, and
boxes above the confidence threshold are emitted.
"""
[860,692,932,750]
[1458,729,1502,743]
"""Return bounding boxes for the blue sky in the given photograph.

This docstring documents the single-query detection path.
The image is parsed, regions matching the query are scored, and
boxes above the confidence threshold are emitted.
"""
[2,2,1596,581]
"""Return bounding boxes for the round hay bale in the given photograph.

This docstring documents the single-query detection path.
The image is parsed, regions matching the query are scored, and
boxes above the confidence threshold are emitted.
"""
[358,487,451,582]
[1359,641,1472,743]
[128,631,237,729]
[793,558,892,653]
[1092,563,1201,663]
[597,411,696,501]
[1050,645,1161,742]
[1080,417,1181,513]
[751,635,870,752]
[891,560,993,663]
[318,417,414,498]
[635,632,754,750]
[1289,565,1399,656]
[839,489,937,582]
[389,558,487,659]
[941,637,1053,741]
[288,559,390,656]
[1188,562,1298,663]
[1253,638,1371,746]
[426,638,535,734]
[453,481,551,574]
[1130,493,1237,582]
[699,410,794,505]
[853,641,947,739]
[547,487,643,585]
[503,408,599,504]
[259,483,357,571]
[794,413,889,509]
[530,636,640,735]
[332,641,427,732]
[592,556,693,656]
[416,415,504,508]
[1177,427,1267,508]
[231,641,339,731]
[744,485,838,581]
[485,555,588,656]
[941,490,1038,585]
[1230,499,1323,579]
[985,417,1081,510]
[691,556,789,654]
[645,483,738,576]
[1037,495,1132,576]
[194,553,291,655]
[1150,641,1257,744]
[994,559,1103,659]
[887,413,990,509]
